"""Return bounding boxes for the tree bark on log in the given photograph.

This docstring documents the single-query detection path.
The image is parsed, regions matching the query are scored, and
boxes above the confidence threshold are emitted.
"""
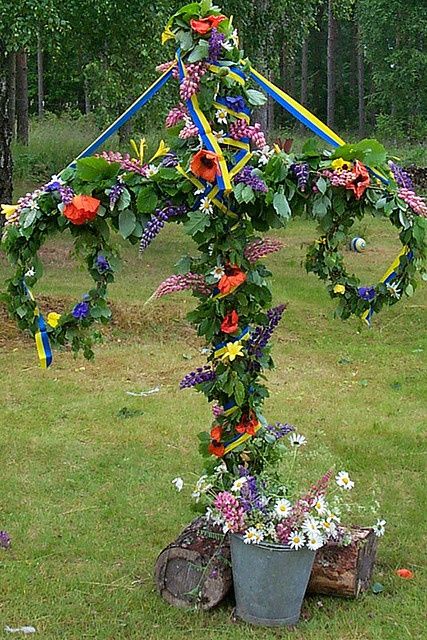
[0,43,13,206]
[155,521,378,610]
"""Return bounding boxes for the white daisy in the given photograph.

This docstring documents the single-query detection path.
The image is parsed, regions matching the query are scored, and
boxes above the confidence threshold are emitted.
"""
[326,510,341,523]
[171,477,184,492]
[321,518,337,537]
[256,145,273,166]
[313,495,327,515]
[288,531,305,550]
[194,187,205,195]
[274,498,292,519]
[335,470,354,490]
[306,533,324,551]
[215,109,228,125]
[244,527,264,544]
[373,519,386,537]
[302,517,321,536]
[199,197,213,215]
[210,265,225,280]
[213,129,225,143]
[214,461,228,476]
[289,433,307,447]
[145,164,158,178]
[25,267,35,278]
[386,282,401,299]
[231,477,248,492]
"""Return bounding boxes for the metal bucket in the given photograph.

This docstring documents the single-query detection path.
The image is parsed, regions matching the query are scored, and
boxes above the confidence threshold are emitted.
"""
[230,534,316,626]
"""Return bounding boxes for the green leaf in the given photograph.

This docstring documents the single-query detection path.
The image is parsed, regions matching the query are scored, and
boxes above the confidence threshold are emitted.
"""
[175,255,193,274]
[302,138,320,156]
[183,211,211,236]
[136,187,158,214]
[234,379,245,406]
[245,89,267,106]
[316,176,327,195]
[118,210,136,239]
[175,29,193,51]
[76,157,120,182]
[188,41,209,62]
[273,192,291,219]
[117,188,131,211]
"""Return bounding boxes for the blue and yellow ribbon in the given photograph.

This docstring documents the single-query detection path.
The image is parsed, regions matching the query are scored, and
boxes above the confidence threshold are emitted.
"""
[213,326,251,358]
[224,421,261,455]
[22,281,53,369]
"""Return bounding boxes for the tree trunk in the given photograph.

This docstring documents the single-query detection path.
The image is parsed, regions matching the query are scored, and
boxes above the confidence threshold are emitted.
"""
[16,50,29,145]
[326,0,338,129]
[356,21,366,138]
[155,521,378,610]
[0,43,13,206]
[301,39,309,106]
[83,78,91,115]
[37,32,44,118]
[6,52,16,139]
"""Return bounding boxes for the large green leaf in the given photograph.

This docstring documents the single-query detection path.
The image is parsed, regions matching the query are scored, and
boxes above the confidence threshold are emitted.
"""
[273,192,291,219]
[136,187,158,214]
[183,211,211,236]
[118,210,136,239]
[76,157,120,182]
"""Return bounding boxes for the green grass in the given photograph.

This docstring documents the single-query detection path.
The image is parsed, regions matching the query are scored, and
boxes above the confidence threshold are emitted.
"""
[1,213,426,639]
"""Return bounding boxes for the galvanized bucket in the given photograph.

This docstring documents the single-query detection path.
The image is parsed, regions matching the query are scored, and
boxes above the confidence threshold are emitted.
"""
[230,534,316,626]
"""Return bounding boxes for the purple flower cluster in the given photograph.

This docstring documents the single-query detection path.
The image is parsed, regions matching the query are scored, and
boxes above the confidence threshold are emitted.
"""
[179,365,216,389]
[44,176,63,193]
[229,118,251,139]
[398,188,427,218]
[0,530,11,549]
[212,403,224,417]
[59,186,74,205]
[97,151,148,177]
[291,162,310,191]
[165,104,187,128]
[389,161,413,189]
[161,152,179,168]
[109,181,124,209]
[248,304,286,357]
[239,472,266,513]
[266,422,295,440]
[95,255,110,273]
[208,28,225,63]
[234,166,268,193]
[358,285,376,301]
[213,491,245,532]
[223,96,247,113]
[72,301,90,320]
[151,273,210,299]
[244,237,285,263]
[139,203,187,253]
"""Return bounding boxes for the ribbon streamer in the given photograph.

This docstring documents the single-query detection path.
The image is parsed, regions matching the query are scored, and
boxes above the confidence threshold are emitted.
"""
[22,281,53,369]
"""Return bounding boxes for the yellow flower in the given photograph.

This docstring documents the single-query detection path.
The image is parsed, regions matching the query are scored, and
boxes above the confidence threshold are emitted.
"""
[149,139,170,163]
[47,312,61,328]
[1,203,19,219]
[221,341,244,362]
[130,138,146,163]
[333,284,346,295]
[331,158,351,172]
[161,24,175,45]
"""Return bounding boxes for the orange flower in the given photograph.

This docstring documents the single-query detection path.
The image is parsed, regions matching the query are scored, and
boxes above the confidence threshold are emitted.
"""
[208,441,225,457]
[190,149,220,183]
[221,310,239,334]
[63,194,100,225]
[218,265,246,295]
[346,160,370,200]
[235,412,258,436]
[190,15,226,35]
[210,425,223,441]
[395,569,414,579]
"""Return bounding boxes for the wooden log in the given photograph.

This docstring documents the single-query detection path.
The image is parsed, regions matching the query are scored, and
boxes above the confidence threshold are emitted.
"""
[155,521,377,610]
[155,516,232,610]
[307,526,378,598]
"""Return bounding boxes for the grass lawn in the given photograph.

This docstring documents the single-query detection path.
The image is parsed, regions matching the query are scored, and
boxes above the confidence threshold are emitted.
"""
[1,212,425,640]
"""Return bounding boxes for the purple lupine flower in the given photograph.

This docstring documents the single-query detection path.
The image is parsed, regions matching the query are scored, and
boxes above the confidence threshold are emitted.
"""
[212,404,224,417]
[59,186,75,205]
[213,492,245,532]
[0,531,11,549]
[208,28,225,63]
[398,188,427,218]
[150,273,210,300]
[179,365,216,389]
[234,166,268,193]
[239,474,266,513]
[291,162,310,191]
[229,118,251,140]
[179,62,208,100]
[266,422,295,440]
[109,181,124,209]
[248,123,266,149]
[244,237,285,263]
[248,304,286,357]
[165,104,187,128]
[223,96,247,113]
[97,151,148,177]
[389,161,414,190]
[358,285,376,301]
[161,152,179,168]
[72,301,90,319]
[95,255,110,273]
[139,203,187,253]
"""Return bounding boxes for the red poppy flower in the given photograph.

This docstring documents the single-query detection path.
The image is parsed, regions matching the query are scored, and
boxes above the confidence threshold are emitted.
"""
[63,194,100,225]
[210,425,223,441]
[235,412,258,436]
[221,310,239,334]
[218,265,246,295]
[190,15,226,35]
[190,149,220,183]
[346,161,370,200]
[395,568,414,579]
[208,441,225,457]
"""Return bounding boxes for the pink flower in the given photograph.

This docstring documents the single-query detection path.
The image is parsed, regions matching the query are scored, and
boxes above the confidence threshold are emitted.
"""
[149,273,210,300]
[398,188,427,218]
[244,237,285,263]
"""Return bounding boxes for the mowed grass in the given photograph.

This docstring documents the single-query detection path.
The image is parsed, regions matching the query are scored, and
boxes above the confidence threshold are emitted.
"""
[0,212,426,640]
